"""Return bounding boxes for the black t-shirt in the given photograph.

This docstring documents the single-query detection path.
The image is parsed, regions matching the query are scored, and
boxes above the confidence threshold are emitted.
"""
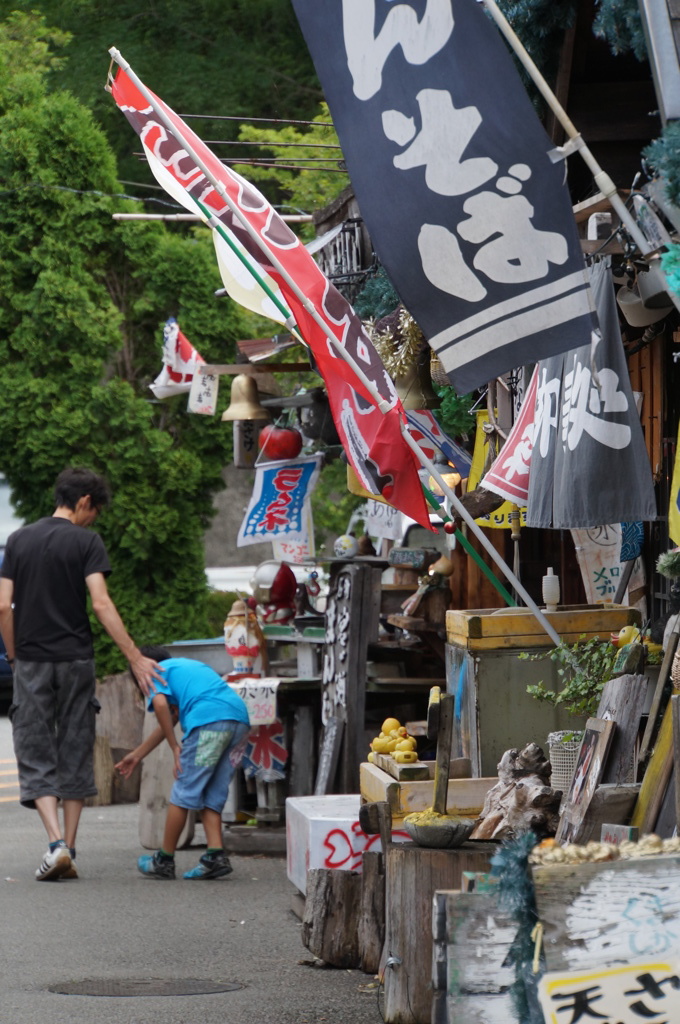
[1,517,111,661]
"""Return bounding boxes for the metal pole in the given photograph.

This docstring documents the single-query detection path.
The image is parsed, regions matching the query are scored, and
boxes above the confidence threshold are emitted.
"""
[482,0,653,256]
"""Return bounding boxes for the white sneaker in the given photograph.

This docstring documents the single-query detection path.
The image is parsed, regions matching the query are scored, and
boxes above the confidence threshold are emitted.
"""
[35,842,72,881]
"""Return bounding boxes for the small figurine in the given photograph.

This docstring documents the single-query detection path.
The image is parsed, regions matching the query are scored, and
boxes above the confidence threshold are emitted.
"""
[249,560,297,625]
[223,599,265,679]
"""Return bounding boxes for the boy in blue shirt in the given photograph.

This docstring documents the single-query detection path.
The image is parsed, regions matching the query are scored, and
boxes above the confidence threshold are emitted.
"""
[117,645,250,880]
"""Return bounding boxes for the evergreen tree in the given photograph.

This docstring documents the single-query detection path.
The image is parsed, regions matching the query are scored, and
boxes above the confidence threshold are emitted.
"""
[0,12,248,672]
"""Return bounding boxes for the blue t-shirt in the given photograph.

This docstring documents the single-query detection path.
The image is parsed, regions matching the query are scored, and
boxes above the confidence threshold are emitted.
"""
[148,658,249,735]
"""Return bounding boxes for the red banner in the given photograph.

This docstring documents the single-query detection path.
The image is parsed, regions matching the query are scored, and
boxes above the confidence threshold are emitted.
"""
[111,66,432,529]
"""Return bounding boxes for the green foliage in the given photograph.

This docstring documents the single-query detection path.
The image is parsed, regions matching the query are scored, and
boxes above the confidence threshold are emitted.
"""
[593,0,647,61]
[644,123,680,210]
[205,590,238,637]
[520,634,617,719]
[234,104,349,238]
[18,0,321,187]
[353,267,400,321]
[0,13,249,674]
[434,389,475,441]
[496,0,577,74]
[656,547,680,580]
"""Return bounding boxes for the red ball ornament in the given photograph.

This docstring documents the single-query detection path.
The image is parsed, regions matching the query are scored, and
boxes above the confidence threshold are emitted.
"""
[443,521,456,534]
[258,424,303,460]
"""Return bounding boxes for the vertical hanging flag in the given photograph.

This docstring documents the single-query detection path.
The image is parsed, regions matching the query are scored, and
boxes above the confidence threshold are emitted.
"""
[481,365,538,505]
[291,0,596,394]
[405,409,472,478]
[526,259,656,528]
[110,61,432,531]
[150,317,206,399]
[237,456,322,548]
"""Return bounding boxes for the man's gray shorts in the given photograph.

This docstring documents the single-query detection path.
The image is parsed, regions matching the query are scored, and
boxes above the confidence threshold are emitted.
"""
[10,660,100,808]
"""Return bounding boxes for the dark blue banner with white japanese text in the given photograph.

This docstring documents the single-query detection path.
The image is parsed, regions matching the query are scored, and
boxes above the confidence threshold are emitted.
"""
[292,0,597,394]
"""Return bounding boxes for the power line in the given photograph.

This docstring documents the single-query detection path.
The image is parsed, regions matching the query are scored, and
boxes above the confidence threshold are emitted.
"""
[203,139,342,150]
[221,160,347,173]
[179,113,334,127]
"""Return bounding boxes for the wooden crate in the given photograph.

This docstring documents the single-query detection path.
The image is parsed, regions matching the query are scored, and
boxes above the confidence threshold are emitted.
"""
[446,604,640,651]
[360,761,495,820]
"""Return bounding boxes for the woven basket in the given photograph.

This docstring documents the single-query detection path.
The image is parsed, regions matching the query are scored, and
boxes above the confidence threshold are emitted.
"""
[430,351,448,388]
[672,647,680,687]
[547,730,583,795]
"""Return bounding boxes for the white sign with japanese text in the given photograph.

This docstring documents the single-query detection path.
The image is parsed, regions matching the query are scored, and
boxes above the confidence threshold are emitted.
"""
[538,959,680,1024]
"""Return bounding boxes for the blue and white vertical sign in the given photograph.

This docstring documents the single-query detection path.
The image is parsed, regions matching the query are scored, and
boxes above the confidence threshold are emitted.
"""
[237,455,322,547]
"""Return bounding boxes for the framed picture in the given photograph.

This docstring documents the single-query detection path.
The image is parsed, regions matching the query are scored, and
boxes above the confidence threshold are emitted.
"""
[556,718,615,844]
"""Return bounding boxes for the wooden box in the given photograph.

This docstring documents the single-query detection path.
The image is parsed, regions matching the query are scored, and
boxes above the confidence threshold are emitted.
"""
[446,604,641,652]
[360,761,495,821]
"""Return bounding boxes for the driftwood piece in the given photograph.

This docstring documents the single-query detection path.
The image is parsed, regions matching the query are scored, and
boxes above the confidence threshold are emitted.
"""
[301,867,362,968]
[470,742,561,840]
[453,487,504,524]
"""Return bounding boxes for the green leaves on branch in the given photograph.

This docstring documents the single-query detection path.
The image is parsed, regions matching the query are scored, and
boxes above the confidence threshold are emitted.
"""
[521,634,617,719]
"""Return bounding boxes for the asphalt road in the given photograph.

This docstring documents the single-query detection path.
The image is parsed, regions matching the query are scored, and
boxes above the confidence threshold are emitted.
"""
[0,715,383,1024]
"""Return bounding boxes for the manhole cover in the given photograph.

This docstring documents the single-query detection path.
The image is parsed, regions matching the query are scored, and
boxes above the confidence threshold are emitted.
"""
[49,978,244,997]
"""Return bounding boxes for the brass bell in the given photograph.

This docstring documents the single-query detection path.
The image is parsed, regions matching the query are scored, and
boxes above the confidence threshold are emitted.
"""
[393,352,440,410]
[221,374,270,421]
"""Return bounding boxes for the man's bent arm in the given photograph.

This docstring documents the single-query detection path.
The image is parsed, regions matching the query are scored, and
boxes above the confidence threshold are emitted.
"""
[86,572,164,696]
[0,577,15,661]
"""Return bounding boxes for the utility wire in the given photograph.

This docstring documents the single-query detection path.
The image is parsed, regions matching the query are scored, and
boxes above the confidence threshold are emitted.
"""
[203,140,342,150]
[179,113,334,127]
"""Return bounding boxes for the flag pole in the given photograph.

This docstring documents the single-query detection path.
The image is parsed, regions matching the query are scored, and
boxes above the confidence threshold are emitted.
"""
[481,0,652,257]
[109,48,561,646]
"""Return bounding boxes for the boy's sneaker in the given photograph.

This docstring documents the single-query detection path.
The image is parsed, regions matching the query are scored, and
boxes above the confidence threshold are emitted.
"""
[35,841,72,881]
[62,860,78,879]
[137,851,176,880]
[183,851,233,880]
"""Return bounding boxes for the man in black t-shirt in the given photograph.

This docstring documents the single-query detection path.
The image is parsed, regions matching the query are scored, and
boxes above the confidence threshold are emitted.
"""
[0,468,164,881]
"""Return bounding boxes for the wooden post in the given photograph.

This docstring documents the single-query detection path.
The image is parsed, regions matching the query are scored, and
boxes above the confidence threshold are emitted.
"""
[358,850,385,974]
[320,562,382,793]
[301,867,362,967]
[673,694,680,833]
[383,843,497,1024]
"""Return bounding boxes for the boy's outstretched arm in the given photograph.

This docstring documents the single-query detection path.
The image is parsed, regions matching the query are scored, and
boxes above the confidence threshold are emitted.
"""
[114,724,166,778]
